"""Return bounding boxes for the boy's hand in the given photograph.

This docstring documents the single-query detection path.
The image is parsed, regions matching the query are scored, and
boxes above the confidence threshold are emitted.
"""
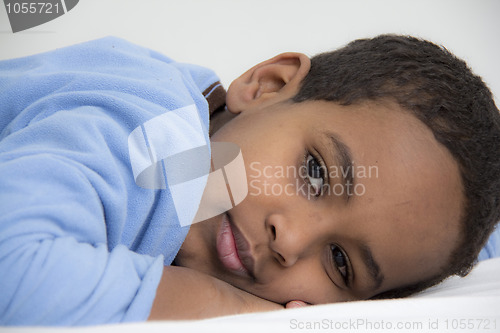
[285,300,309,309]
[148,266,283,320]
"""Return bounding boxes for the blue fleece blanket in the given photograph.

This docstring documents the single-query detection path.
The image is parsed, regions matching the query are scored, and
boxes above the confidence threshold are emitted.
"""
[0,37,216,325]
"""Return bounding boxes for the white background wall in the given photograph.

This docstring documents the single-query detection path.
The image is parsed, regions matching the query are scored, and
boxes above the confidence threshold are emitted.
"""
[0,0,499,104]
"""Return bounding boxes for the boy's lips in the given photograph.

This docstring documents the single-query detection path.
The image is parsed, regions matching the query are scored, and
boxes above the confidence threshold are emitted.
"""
[216,213,255,278]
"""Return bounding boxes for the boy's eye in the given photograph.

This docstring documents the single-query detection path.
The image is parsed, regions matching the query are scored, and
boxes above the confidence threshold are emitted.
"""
[331,245,350,283]
[306,154,326,196]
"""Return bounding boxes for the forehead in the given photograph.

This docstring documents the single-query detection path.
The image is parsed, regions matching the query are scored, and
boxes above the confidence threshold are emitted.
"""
[303,100,464,287]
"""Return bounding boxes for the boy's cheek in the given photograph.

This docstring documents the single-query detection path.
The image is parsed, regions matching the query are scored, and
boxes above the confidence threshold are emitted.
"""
[192,142,248,225]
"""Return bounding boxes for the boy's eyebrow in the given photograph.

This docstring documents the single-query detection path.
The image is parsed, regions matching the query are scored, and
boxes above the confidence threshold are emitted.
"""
[360,243,385,291]
[325,133,355,202]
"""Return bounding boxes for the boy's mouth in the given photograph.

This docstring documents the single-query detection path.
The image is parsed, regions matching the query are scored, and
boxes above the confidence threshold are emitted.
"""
[216,213,255,279]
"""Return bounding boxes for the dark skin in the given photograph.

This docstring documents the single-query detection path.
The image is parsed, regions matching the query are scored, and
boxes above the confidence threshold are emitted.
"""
[149,53,463,320]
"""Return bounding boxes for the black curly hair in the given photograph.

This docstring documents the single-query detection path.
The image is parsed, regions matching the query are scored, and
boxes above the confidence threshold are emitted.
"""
[293,34,500,298]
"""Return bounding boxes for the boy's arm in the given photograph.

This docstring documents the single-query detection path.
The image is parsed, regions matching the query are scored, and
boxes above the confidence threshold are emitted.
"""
[149,266,283,320]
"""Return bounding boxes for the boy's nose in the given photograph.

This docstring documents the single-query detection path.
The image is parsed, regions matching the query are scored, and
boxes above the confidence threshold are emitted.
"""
[266,213,308,267]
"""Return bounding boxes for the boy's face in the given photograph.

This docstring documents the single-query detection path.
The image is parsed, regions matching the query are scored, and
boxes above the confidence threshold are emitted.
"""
[176,99,463,304]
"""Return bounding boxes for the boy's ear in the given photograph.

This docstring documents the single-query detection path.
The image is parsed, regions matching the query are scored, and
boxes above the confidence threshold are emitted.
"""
[226,52,311,114]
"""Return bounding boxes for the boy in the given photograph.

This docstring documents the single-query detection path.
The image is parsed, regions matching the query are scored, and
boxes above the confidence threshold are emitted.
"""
[0,35,499,325]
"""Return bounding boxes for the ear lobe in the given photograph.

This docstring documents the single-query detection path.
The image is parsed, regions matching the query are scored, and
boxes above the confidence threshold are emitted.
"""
[226,52,311,114]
